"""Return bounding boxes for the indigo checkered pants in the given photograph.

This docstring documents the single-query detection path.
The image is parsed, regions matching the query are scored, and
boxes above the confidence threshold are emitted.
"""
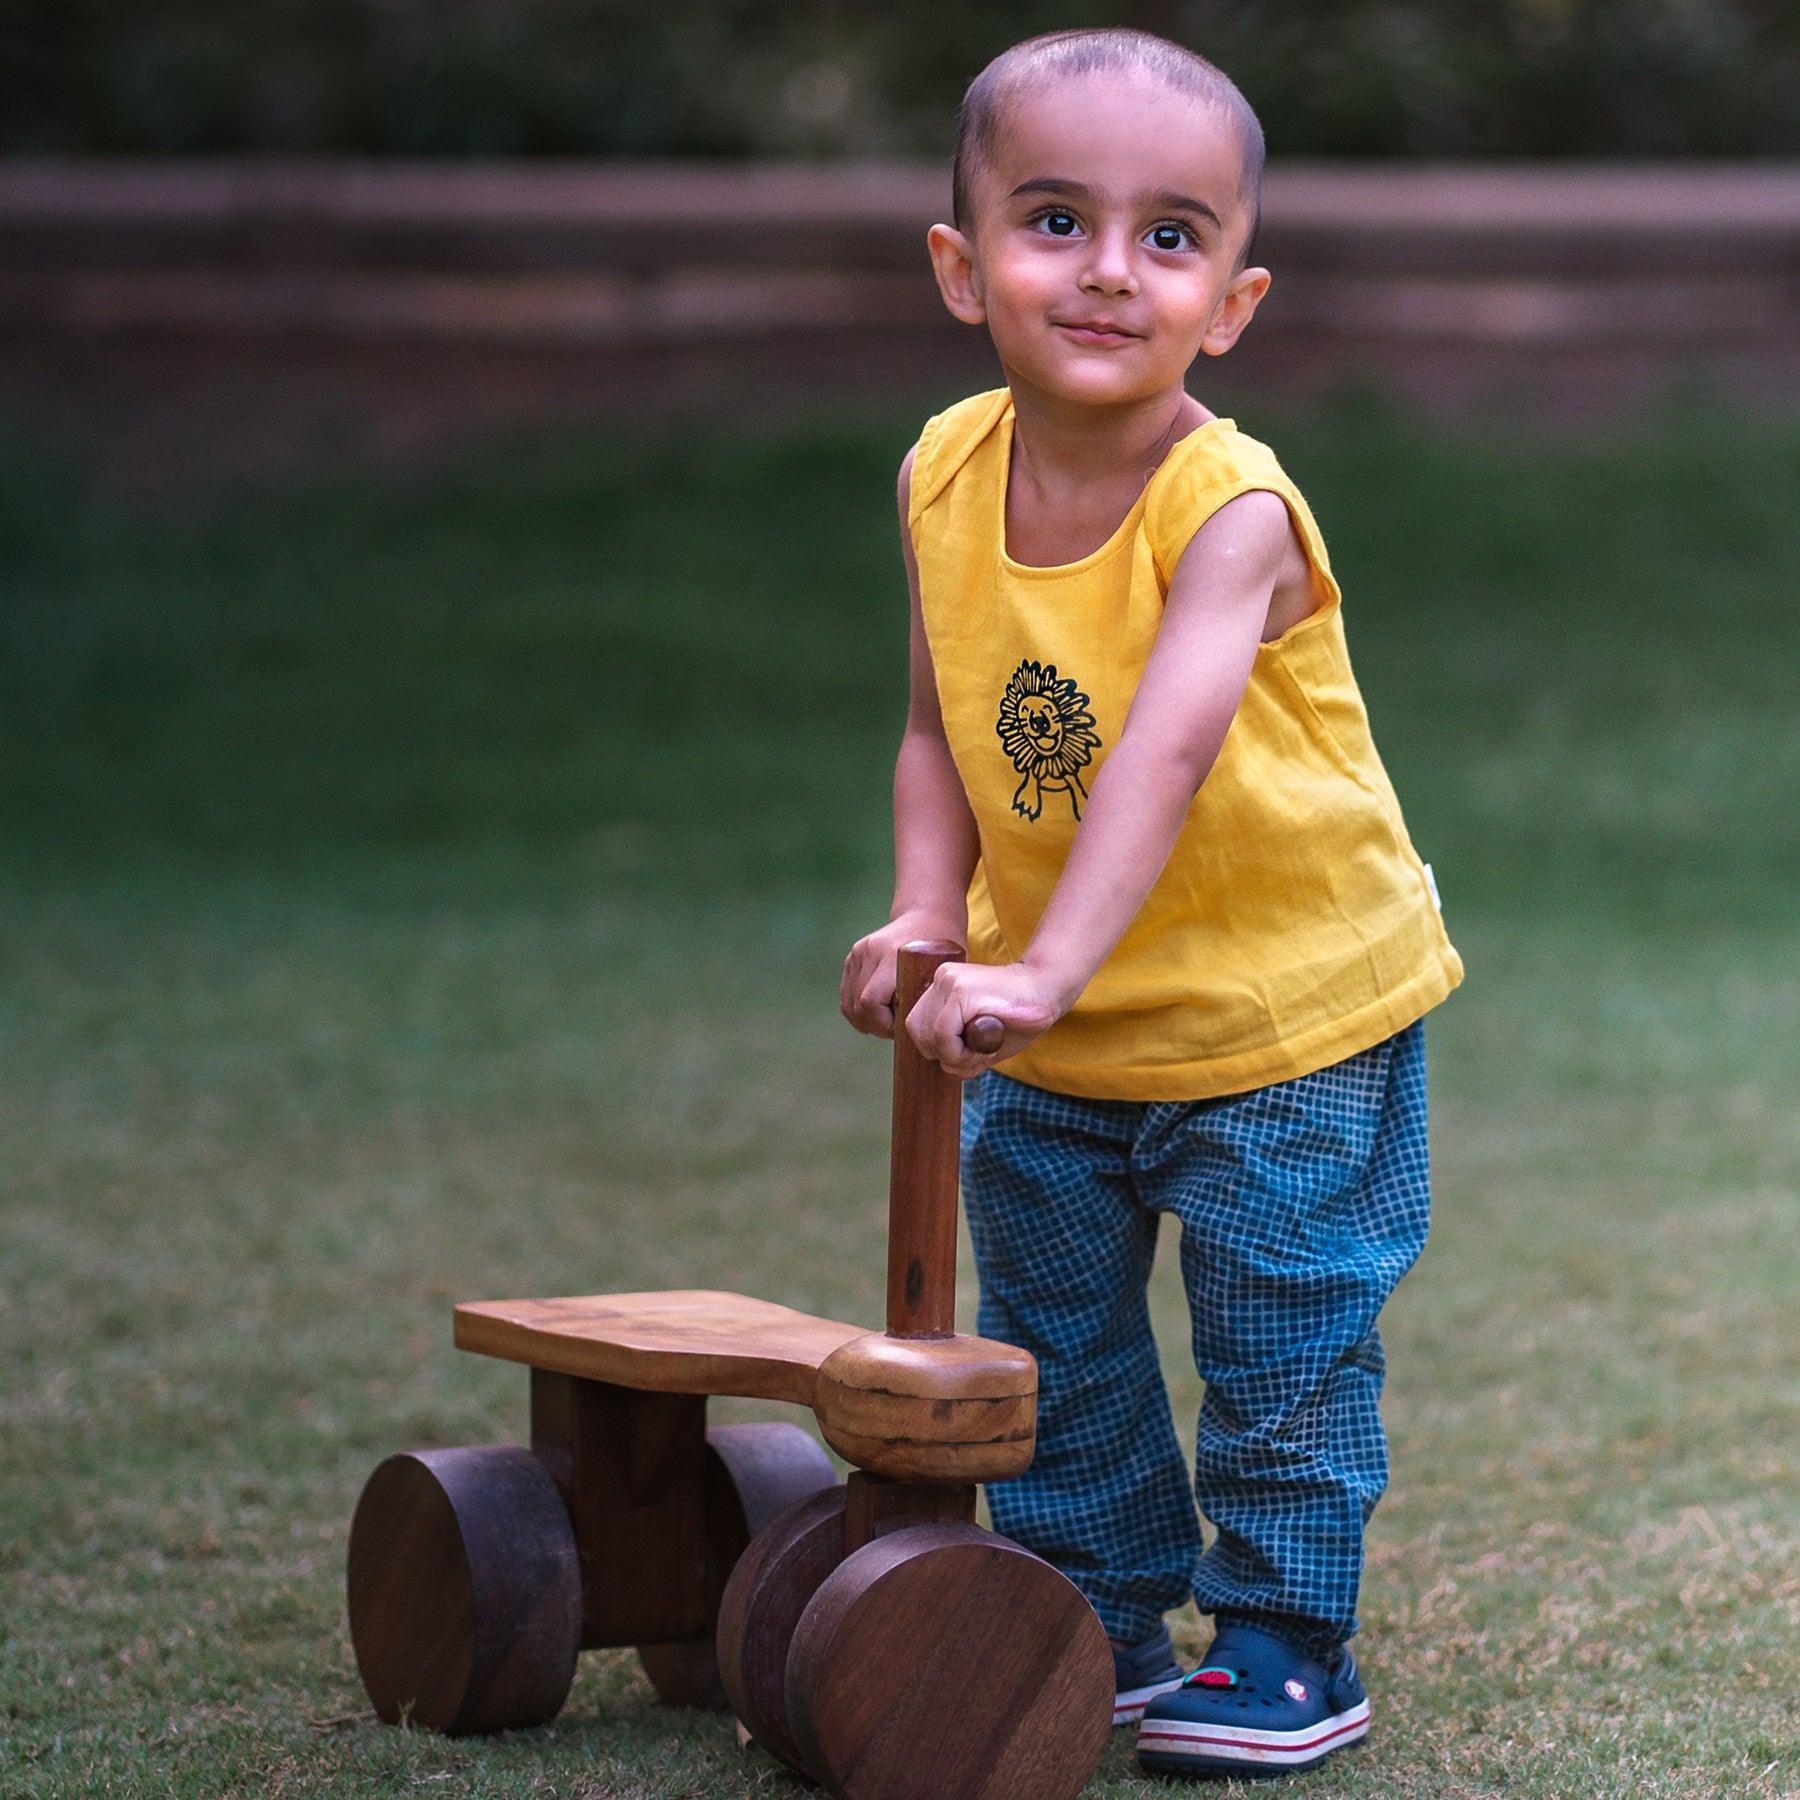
[959,1020,1431,1659]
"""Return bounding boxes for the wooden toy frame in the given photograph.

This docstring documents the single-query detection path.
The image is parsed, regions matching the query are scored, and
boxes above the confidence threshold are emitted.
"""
[345,943,1114,1800]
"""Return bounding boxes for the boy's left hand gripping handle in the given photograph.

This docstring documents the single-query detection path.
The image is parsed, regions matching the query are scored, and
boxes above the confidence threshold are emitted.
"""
[886,941,1001,1338]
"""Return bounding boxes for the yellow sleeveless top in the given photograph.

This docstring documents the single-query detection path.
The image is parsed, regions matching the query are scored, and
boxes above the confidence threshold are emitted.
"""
[909,386,1463,1101]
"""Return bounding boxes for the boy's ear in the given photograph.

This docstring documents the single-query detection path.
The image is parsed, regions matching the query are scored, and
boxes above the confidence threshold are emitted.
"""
[1199,266,1273,359]
[926,223,986,326]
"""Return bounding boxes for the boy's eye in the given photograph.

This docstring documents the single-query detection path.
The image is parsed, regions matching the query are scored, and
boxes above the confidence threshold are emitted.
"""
[1030,209,1080,238]
[1147,222,1196,252]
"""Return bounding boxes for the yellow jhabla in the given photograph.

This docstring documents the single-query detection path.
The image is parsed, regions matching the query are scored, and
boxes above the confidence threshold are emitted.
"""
[906,388,1464,1102]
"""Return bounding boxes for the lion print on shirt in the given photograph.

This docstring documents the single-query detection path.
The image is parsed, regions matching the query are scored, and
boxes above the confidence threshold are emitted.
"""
[995,658,1103,823]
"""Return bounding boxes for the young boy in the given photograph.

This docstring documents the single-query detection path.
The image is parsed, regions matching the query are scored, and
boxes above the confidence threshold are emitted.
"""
[839,27,1462,1782]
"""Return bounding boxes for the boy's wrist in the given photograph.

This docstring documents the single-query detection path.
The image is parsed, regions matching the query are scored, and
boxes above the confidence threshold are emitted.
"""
[889,896,968,938]
[1017,945,1090,1018]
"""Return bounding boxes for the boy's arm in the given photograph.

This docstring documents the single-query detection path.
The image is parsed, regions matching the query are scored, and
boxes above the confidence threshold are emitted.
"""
[839,445,982,1039]
[906,488,1293,1073]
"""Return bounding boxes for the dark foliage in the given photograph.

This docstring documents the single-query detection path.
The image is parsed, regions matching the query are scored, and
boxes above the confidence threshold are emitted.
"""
[5,1,1799,159]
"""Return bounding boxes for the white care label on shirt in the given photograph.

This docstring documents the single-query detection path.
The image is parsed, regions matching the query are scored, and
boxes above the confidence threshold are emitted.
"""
[1423,862,1442,910]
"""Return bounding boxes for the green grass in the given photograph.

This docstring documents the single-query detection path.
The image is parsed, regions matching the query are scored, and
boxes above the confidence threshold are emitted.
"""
[2,394,1797,1798]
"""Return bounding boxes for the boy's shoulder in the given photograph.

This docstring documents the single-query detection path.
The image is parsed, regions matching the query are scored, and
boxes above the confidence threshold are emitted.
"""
[1144,414,1298,523]
[1144,421,1335,594]
[915,385,1010,453]
[908,387,1011,529]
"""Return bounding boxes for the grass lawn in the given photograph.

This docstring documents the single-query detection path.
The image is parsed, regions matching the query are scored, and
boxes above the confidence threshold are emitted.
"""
[2,394,1797,1798]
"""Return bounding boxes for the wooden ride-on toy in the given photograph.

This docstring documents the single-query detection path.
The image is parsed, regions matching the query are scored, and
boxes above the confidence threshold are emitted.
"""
[346,943,1113,1800]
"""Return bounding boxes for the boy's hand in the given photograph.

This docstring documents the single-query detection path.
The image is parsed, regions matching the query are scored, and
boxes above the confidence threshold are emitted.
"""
[906,959,1065,1079]
[840,913,965,1039]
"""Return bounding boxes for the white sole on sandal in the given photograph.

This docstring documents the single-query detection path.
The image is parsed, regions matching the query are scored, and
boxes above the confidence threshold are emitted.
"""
[1137,1697,1371,1769]
[1113,1674,1185,1725]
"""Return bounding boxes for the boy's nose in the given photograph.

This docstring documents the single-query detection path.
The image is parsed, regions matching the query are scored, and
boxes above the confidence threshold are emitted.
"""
[1079,229,1139,298]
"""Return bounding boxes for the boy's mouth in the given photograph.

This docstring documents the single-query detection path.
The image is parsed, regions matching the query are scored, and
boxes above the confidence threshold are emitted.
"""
[1055,318,1142,346]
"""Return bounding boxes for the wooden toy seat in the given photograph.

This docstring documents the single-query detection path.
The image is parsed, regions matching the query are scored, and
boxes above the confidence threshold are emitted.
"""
[456,1289,1038,1483]
[455,1291,864,1403]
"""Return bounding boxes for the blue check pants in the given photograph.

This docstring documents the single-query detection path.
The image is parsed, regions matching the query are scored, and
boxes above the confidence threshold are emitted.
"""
[959,1020,1431,1659]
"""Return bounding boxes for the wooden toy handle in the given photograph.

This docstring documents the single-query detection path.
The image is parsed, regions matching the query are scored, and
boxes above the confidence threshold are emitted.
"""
[886,941,1002,1338]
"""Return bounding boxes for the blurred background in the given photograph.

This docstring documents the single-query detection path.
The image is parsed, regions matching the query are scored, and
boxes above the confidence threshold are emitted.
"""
[4,6,1796,1798]
[5,0,1800,470]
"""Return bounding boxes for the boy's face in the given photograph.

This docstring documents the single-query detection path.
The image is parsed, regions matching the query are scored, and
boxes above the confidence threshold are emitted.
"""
[928,71,1271,408]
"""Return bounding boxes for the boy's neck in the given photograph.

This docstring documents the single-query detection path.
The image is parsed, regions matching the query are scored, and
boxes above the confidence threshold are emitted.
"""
[1003,377,1213,496]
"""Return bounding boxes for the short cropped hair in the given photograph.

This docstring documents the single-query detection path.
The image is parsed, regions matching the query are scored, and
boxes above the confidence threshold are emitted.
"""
[951,28,1265,269]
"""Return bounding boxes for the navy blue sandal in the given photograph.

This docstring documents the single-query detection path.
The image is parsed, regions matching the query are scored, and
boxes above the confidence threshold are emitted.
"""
[1112,1623,1187,1725]
[1136,1623,1369,1778]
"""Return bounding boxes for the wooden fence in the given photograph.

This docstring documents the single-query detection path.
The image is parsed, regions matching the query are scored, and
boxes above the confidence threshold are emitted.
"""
[3,160,1796,469]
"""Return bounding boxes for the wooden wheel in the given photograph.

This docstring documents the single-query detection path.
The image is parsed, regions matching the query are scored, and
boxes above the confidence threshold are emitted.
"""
[715,1482,849,1773]
[784,1523,1113,1800]
[346,1445,582,1736]
[636,1421,836,1708]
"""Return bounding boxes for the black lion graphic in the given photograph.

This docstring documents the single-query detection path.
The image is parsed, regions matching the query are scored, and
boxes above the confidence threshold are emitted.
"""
[995,658,1103,822]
